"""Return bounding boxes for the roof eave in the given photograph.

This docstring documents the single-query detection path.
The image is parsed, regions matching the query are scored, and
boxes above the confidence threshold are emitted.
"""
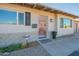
[10,3,79,18]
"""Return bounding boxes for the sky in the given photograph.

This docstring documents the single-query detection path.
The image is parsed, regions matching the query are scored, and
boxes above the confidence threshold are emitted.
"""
[43,3,79,16]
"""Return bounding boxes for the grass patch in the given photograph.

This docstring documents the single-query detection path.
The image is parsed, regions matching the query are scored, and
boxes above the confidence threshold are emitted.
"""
[0,44,23,53]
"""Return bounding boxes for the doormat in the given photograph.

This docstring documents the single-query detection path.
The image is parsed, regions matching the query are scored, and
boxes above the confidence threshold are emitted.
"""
[39,39,51,44]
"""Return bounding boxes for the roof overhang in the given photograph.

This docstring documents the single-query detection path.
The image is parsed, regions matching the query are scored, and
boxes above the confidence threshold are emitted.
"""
[10,3,79,18]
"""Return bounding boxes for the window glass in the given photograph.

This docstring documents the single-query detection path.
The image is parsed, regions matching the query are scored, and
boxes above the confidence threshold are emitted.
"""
[25,12,31,26]
[0,9,17,24]
[18,13,24,25]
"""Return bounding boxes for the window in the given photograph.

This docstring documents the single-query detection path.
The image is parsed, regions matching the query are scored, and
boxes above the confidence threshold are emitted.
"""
[60,18,63,28]
[25,12,31,26]
[0,9,31,26]
[18,13,24,25]
[60,18,72,28]
[0,9,17,24]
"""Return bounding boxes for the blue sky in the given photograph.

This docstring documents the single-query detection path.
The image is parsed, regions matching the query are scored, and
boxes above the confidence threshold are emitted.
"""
[43,3,79,16]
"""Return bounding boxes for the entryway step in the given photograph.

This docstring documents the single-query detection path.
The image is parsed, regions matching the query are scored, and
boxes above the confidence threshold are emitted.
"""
[38,36,47,39]
[39,39,52,44]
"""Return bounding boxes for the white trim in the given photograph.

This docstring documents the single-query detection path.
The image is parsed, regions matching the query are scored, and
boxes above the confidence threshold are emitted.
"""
[17,12,19,25]
[24,13,25,25]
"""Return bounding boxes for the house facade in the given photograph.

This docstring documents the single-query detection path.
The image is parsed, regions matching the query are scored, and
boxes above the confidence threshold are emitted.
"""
[0,3,78,47]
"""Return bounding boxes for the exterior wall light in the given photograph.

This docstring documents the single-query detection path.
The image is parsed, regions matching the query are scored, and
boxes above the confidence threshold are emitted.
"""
[50,19,54,22]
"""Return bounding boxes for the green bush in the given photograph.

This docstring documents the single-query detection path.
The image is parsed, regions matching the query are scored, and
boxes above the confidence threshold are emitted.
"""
[0,44,22,53]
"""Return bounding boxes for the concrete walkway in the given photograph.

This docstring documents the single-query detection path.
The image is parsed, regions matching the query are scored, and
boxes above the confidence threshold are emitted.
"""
[38,33,79,56]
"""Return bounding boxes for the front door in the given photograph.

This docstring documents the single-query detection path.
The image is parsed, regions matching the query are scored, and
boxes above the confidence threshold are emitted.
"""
[38,16,47,37]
